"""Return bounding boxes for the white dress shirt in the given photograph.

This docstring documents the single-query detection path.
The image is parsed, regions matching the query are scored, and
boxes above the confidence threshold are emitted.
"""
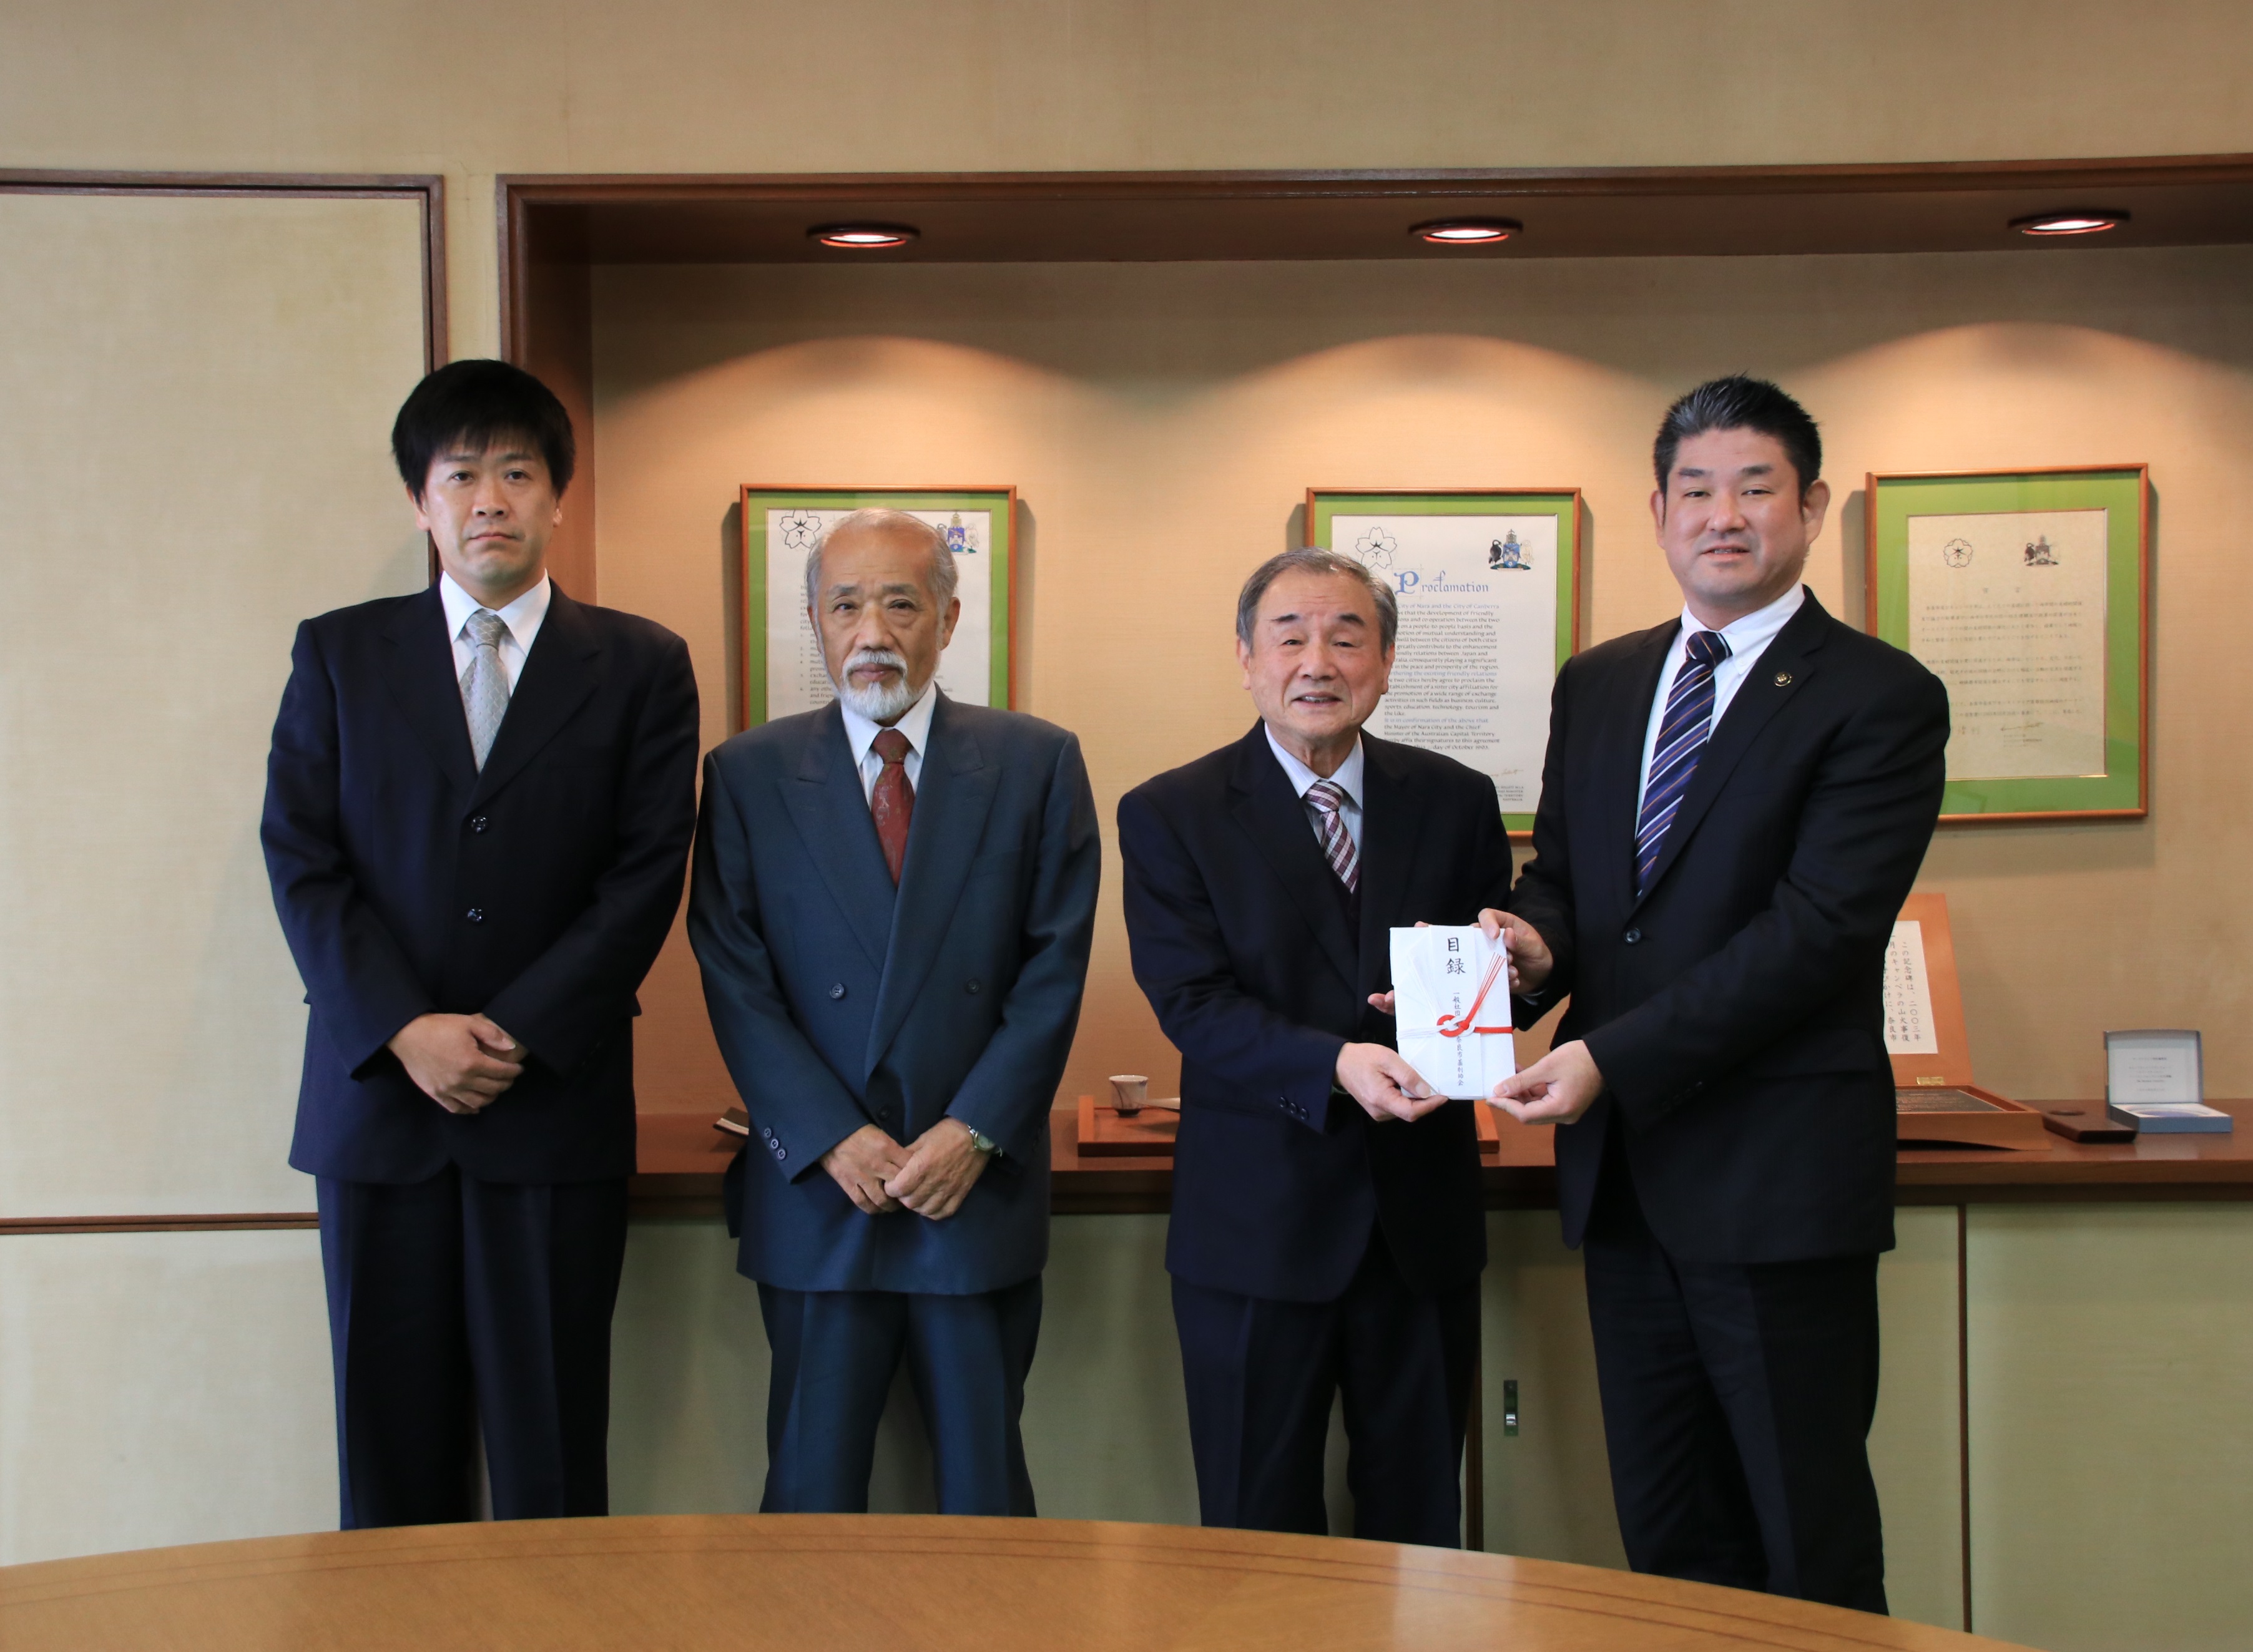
[1265,725,1366,854]
[439,572,551,695]
[840,678,940,804]
[1634,582,1805,813]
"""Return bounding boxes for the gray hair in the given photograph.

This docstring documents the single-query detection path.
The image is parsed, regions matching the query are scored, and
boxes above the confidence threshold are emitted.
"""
[803,507,960,613]
[1235,547,1398,651]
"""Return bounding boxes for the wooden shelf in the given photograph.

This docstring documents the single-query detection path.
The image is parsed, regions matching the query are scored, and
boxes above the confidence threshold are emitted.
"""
[626,1100,2251,1219]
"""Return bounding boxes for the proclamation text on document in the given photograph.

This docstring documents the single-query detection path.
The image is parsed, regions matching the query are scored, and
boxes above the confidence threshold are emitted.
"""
[1907,508,2107,780]
[1339,514,1558,811]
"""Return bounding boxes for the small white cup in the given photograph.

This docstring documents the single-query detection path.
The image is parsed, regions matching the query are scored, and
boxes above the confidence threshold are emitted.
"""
[1108,1074,1149,1115]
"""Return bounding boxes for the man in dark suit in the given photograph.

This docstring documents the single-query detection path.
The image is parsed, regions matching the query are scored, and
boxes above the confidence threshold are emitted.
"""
[1497,377,1949,1611]
[262,359,699,1528]
[689,508,1099,1515]
[1117,547,1512,1546]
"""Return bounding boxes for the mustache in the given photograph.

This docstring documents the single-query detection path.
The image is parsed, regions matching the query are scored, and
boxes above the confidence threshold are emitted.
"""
[845,647,908,675]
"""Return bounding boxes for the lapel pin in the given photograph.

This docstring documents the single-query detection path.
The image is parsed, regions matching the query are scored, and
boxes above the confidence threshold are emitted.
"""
[1773,671,1794,687]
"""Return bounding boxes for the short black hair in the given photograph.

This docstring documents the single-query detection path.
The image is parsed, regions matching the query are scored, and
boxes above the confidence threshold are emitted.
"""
[1653,375,1821,499]
[391,359,576,501]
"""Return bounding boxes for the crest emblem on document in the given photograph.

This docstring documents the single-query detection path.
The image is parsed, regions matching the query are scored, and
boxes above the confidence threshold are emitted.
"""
[942,512,976,554]
[2023,534,2058,565]
[1941,538,1973,569]
[777,509,825,552]
[1488,531,1531,570]
[1353,527,1397,569]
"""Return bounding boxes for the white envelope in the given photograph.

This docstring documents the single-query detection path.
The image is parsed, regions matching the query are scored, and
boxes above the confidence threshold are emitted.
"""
[1389,925,1517,1102]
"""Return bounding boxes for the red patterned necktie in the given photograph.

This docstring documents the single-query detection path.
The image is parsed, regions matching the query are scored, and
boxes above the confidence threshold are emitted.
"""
[870,728,915,884]
[1305,778,1360,893]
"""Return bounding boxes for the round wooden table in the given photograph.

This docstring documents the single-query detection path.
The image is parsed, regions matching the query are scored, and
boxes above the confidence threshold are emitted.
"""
[0,1515,2032,1650]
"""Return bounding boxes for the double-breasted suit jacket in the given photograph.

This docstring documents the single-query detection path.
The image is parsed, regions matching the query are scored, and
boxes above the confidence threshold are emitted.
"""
[689,693,1101,1295]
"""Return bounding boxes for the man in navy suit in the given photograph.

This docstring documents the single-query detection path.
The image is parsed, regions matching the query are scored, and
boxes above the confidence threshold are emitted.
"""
[1117,548,1513,1546]
[689,509,1099,1514]
[262,359,699,1527]
[1498,378,1948,1611]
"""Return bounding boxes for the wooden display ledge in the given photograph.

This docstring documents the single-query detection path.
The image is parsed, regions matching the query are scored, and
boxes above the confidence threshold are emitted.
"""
[627,1100,2251,1219]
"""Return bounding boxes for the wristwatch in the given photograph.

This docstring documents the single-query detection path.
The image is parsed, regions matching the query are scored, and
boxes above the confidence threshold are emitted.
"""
[965,1125,1000,1156]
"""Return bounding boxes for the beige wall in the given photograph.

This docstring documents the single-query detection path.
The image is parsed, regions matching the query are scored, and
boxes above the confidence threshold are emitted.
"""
[6,0,2253,361]
[0,192,430,1217]
[596,247,2253,1111]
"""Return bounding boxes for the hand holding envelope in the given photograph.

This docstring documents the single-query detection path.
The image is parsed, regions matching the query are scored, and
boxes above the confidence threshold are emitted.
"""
[1388,925,1518,1101]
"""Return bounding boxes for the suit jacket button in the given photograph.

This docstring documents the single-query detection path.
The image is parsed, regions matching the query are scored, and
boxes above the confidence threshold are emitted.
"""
[469,816,490,833]
[466,907,485,923]
[776,1147,787,1161]
[966,979,981,994]
[1623,927,1641,944]
[829,984,846,1000]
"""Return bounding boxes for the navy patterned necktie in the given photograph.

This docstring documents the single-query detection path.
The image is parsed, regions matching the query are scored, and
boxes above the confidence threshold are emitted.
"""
[1634,628,1731,897]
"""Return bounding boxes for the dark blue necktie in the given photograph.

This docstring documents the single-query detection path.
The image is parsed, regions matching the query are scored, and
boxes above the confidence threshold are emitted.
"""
[1634,629,1731,897]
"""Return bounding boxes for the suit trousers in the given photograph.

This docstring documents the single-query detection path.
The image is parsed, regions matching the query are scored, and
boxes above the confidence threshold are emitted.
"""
[1581,1134,1887,1613]
[315,1168,628,1529]
[1171,1229,1478,1547]
[757,1278,1042,1515]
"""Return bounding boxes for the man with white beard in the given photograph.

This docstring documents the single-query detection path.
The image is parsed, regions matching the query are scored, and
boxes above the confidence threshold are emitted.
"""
[689,508,1101,1513]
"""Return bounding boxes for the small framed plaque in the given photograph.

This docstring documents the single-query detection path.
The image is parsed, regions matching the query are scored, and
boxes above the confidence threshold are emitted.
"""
[1865,465,2149,823]
[737,485,1018,730]
[1305,487,1583,834]
[2105,1029,2229,1133]
[1885,892,2049,1149]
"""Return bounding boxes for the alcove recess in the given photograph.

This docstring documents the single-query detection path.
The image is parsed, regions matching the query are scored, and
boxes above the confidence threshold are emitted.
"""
[498,155,2253,602]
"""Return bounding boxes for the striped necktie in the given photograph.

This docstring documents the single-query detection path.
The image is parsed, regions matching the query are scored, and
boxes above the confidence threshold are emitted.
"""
[1305,779,1359,894]
[1634,628,1730,897]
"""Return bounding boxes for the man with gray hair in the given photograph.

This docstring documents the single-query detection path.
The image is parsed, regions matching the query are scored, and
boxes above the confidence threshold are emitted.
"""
[689,507,1101,1513]
[1117,546,1513,1545]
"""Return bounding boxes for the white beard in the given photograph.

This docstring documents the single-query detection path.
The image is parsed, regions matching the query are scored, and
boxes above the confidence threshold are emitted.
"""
[833,650,919,723]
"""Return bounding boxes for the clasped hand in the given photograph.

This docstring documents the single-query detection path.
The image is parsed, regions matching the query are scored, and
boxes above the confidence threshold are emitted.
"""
[388,1012,527,1113]
[820,1119,988,1221]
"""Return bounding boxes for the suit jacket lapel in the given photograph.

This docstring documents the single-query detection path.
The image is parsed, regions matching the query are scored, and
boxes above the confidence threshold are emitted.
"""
[1355,735,1428,998]
[1633,593,1833,910]
[468,586,602,809]
[867,694,999,1077]
[377,585,478,797]
[780,702,896,972]
[1226,725,1359,994]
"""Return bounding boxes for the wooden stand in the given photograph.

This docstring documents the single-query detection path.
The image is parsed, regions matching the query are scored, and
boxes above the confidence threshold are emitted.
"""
[1074,1093,1503,1159]
[1892,894,2050,1150]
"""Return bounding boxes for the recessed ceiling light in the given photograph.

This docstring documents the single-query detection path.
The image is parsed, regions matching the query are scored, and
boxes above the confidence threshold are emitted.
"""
[1411,218,1521,245]
[2010,210,2129,237]
[810,223,919,249]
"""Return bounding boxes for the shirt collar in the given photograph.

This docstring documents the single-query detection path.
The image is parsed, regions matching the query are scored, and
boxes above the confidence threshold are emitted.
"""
[439,570,551,644]
[1264,725,1365,808]
[1679,581,1805,660]
[840,677,940,768]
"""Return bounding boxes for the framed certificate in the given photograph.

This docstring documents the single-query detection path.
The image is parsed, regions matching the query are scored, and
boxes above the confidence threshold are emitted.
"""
[1305,488,1583,834]
[1865,466,2148,823]
[737,485,1018,730]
